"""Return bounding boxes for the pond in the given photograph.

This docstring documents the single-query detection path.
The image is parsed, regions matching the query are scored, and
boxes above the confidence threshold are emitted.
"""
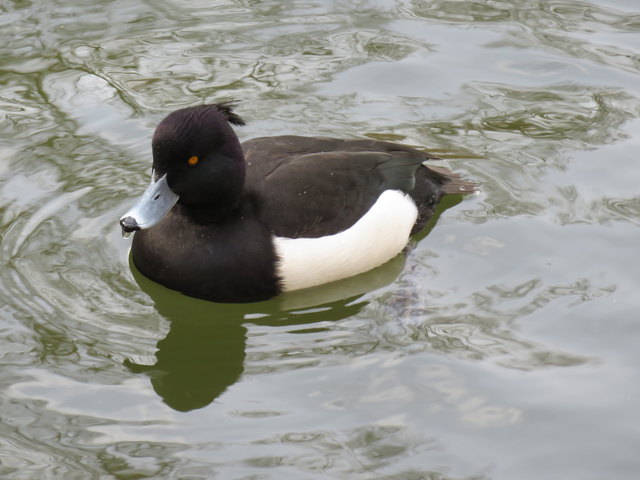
[1,0,640,478]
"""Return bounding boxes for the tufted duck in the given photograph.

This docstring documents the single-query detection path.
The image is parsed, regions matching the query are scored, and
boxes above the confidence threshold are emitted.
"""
[120,103,476,303]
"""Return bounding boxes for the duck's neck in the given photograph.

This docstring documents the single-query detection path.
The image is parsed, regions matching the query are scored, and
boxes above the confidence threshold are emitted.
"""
[177,196,247,225]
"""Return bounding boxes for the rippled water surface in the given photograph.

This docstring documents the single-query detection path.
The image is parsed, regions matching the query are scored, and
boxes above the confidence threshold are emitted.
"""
[2,0,640,478]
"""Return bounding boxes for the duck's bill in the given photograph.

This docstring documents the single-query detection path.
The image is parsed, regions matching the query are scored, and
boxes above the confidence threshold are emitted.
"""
[119,173,179,236]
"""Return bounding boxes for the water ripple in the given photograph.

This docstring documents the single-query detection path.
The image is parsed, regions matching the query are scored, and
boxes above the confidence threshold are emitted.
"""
[1,0,640,478]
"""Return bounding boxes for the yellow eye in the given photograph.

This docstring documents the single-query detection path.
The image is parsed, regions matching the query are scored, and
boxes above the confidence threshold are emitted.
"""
[188,155,199,166]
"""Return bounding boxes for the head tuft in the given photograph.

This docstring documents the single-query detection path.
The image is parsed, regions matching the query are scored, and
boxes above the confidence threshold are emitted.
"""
[214,102,246,127]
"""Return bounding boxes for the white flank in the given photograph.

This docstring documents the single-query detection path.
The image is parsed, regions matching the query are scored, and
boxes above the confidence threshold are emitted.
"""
[273,190,418,292]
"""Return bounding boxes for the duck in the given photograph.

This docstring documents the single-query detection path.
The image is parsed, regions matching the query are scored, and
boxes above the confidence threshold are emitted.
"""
[120,103,476,303]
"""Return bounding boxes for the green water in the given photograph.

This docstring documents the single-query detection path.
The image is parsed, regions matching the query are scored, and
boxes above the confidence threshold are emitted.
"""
[2,0,640,478]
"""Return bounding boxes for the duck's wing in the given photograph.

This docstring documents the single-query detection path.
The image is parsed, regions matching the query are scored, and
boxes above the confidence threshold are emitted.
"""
[242,136,431,238]
[242,135,441,162]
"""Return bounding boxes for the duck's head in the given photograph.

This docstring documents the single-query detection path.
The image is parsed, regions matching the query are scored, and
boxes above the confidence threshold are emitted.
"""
[120,104,246,234]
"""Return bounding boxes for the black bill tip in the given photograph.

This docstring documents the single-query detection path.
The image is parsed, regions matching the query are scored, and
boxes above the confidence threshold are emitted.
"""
[120,216,140,235]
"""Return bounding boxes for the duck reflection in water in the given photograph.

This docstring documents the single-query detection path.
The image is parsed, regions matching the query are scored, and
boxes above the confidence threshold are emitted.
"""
[124,255,403,411]
[124,197,463,412]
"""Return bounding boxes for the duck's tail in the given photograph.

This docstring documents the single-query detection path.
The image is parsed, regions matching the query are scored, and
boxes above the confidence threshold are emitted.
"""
[427,165,478,195]
[409,163,477,235]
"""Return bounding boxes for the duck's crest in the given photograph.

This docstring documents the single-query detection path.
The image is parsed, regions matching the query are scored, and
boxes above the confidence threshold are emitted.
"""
[215,102,246,127]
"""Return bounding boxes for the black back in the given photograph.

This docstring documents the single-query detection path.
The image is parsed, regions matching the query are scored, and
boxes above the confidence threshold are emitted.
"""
[243,135,444,238]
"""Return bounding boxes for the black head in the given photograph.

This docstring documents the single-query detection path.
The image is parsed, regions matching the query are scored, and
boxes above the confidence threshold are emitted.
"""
[151,103,247,208]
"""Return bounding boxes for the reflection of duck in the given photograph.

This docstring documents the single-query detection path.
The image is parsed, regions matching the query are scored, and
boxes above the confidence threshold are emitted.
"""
[120,103,475,303]
[124,304,247,412]
[124,195,463,412]
[124,255,398,412]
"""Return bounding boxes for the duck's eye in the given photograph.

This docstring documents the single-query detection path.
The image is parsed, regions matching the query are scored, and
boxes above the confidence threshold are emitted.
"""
[187,155,199,166]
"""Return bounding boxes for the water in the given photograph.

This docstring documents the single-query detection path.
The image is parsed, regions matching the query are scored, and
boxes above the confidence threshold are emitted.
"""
[2,0,640,478]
